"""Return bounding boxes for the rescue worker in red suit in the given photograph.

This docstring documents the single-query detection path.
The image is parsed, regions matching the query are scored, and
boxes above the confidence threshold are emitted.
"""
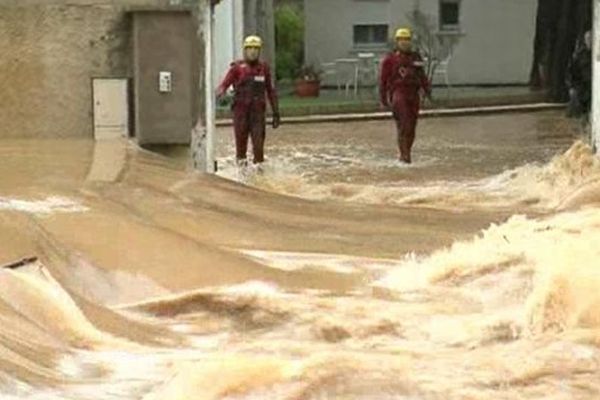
[217,35,280,167]
[379,28,431,164]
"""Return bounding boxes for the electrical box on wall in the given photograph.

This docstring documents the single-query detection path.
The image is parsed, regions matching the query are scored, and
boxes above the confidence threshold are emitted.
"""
[159,71,172,93]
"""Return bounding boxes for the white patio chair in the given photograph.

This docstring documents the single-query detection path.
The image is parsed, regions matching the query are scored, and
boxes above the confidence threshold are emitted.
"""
[321,62,340,92]
[335,58,359,98]
[433,53,452,88]
[357,52,377,85]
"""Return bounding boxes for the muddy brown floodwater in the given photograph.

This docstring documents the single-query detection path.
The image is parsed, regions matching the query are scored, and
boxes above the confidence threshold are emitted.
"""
[1,111,600,399]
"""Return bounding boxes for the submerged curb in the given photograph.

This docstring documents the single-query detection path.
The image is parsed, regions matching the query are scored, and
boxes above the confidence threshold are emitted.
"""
[216,103,566,127]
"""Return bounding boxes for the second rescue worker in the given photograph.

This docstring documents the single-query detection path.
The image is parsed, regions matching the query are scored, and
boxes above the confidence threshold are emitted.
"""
[217,35,281,167]
[380,28,431,164]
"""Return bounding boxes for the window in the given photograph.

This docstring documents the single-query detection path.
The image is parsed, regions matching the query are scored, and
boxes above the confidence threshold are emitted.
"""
[440,0,460,32]
[353,24,389,46]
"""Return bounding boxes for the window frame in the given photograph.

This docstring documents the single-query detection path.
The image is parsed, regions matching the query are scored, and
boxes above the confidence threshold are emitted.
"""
[439,0,461,33]
[352,24,390,48]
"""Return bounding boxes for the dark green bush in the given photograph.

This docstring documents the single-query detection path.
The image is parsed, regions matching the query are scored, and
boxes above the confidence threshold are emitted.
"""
[275,4,304,80]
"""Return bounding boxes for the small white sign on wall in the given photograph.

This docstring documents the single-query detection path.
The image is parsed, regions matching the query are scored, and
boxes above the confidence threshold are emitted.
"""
[159,71,172,93]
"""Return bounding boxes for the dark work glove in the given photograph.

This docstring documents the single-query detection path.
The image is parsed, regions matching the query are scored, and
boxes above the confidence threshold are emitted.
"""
[272,112,281,129]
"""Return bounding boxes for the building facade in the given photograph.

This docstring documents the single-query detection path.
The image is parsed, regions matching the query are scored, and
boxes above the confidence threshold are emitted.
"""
[304,0,538,85]
[0,0,203,143]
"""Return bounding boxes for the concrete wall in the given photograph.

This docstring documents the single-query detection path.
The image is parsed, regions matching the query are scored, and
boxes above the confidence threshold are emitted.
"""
[133,11,196,145]
[304,0,537,85]
[0,0,201,139]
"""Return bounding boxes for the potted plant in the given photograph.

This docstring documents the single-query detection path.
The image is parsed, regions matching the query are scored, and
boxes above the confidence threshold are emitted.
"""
[295,65,322,97]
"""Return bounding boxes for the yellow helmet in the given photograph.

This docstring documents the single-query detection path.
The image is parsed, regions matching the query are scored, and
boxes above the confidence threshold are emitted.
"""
[395,28,412,40]
[243,35,263,49]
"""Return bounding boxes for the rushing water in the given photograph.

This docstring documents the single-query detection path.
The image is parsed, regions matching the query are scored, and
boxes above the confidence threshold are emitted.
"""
[1,111,600,399]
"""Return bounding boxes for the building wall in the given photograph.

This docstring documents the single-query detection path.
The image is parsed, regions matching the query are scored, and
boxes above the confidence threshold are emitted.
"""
[133,11,196,145]
[453,0,536,84]
[304,0,537,85]
[0,0,200,139]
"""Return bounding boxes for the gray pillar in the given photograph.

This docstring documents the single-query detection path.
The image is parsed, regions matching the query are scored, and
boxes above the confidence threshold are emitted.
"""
[244,0,276,70]
[205,3,216,172]
[593,0,600,152]
[191,0,216,173]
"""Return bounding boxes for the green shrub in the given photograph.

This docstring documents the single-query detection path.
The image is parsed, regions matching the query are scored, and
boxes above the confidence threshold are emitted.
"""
[275,4,304,80]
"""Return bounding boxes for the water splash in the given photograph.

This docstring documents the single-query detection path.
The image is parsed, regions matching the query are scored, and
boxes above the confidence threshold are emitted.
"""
[0,196,88,215]
[1,127,600,398]
[217,141,600,212]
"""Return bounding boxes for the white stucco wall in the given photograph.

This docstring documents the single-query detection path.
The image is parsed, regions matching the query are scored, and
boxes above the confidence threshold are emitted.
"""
[214,0,244,86]
[447,0,537,84]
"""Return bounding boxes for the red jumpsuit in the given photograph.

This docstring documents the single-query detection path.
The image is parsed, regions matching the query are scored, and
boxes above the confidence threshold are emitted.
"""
[379,50,430,163]
[217,60,279,164]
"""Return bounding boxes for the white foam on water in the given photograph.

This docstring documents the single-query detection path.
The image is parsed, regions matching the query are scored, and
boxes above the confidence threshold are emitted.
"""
[0,196,88,215]
[215,141,600,212]
[217,280,285,297]
[3,139,600,399]
[242,250,402,275]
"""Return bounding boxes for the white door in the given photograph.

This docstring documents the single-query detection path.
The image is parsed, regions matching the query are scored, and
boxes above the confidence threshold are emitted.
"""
[93,79,129,140]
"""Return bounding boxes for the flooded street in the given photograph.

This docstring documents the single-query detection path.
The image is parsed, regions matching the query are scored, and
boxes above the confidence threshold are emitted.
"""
[2,111,600,399]
[216,112,590,210]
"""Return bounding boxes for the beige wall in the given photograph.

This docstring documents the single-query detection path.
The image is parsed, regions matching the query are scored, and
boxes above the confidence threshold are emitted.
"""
[304,0,537,85]
[0,0,199,139]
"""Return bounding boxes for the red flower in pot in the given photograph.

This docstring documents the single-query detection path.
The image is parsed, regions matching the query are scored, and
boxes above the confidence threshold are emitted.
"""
[295,65,322,97]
